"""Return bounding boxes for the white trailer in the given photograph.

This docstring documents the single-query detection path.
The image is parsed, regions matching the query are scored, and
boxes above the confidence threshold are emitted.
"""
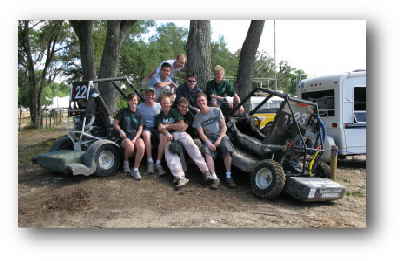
[297,70,366,157]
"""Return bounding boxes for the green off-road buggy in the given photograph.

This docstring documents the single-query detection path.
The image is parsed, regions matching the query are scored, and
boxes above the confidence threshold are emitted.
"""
[226,88,345,202]
[32,76,142,177]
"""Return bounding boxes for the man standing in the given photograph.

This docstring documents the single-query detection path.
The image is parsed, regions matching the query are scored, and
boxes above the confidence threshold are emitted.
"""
[137,88,162,174]
[193,93,237,188]
[157,94,212,189]
[113,94,145,180]
[144,54,187,82]
[174,73,202,114]
[147,63,177,102]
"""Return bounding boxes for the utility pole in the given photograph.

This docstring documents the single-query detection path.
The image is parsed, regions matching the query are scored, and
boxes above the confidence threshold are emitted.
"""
[274,19,277,90]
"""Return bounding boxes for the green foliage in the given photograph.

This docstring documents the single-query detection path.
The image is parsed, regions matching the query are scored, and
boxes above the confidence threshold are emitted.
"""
[18,20,76,110]
[120,22,188,79]
[211,36,239,77]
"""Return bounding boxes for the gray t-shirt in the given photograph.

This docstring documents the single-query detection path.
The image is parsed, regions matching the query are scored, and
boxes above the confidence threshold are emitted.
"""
[137,102,161,129]
[192,107,225,138]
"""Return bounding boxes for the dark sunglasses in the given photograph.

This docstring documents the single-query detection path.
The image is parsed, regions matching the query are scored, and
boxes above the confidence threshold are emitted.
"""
[187,80,197,83]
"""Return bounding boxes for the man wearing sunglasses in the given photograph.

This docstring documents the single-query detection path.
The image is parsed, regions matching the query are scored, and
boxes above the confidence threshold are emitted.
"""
[174,73,202,114]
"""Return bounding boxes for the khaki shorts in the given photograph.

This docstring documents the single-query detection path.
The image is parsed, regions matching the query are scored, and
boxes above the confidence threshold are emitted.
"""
[201,136,234,159]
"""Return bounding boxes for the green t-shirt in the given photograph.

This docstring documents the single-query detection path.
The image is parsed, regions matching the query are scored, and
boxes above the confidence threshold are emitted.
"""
[205,79,236,101]
[155,109,183,133]
[115,108,144,137]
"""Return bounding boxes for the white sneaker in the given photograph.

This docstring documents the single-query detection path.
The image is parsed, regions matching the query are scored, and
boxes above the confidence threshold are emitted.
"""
[123,161,130,173]
[131,169,142,180]
[176,177,189,188]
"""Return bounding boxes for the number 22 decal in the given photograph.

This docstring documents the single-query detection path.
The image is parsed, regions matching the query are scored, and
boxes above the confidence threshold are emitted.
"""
[74,85,88,99]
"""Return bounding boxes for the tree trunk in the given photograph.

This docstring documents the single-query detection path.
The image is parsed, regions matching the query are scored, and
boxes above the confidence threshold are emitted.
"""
[237,20,265,110]
[186,20,212,90]
[19,21,39,128]
[70,21,97,81]
[98,20,136,114]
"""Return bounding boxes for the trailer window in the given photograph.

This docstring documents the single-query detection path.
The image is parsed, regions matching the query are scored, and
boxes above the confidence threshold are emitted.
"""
[301,90,335,116]
[354,87,366,123]
[354,87,366,111]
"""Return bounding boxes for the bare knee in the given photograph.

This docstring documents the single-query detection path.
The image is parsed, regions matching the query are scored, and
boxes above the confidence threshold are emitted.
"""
[135,138,145,152]
[142,131,152,145]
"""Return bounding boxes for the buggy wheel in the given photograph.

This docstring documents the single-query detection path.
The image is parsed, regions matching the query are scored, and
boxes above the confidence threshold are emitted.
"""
[50,135,73,151]
[250,160,286,199]
[92,144,121,177]
[315,161,331,178]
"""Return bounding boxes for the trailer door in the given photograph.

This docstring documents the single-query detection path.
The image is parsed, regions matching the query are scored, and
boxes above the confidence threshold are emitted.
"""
[343,85,367,155]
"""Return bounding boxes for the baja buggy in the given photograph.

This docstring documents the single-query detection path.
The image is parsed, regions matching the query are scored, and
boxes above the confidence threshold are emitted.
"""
[226,88,345,202]
[32,76,143,177]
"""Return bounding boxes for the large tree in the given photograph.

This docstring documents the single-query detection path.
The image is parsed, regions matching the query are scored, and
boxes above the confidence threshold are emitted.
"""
[236,20,265,109]
[98,20,136,113]
[18,20,68,128]
[70,20,136,113]
[186,20,212,90]
[70,21,97,81]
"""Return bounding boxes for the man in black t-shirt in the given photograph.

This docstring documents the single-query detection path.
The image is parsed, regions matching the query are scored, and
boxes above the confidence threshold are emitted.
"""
[174,73,202,114]
[176,97,197,138]
[157,94,211,189]
[114,94,145,180]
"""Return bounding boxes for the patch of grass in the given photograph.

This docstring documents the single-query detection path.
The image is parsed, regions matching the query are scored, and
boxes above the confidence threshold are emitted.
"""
[18,139,55,166]
[345,191,364,197]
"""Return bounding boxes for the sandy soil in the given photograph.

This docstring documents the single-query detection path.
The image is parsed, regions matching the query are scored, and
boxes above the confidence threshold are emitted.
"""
[18,126,367,228]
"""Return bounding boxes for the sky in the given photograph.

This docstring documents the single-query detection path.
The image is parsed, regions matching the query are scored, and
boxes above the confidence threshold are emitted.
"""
[158,20,366,78]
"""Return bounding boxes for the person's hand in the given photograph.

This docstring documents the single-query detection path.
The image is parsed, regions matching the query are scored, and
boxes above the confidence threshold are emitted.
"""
[159,123,167,132]
[207,141,216,151]
[131,137,137,144]
[166,132,173,141]
[214,137,222,147]
[119,130,127,139]
[169,81,177,89]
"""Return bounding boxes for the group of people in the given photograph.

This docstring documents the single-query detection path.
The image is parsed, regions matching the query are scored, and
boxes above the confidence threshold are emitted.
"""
[114,54,244,190]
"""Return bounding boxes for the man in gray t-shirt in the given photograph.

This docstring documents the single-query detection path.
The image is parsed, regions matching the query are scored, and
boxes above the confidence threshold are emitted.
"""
[137,101,161,130]
[192,106,223,140]
[193,93,236,189]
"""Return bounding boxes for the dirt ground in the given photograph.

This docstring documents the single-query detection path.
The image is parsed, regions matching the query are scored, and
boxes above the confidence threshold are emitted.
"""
[18,125,367,228]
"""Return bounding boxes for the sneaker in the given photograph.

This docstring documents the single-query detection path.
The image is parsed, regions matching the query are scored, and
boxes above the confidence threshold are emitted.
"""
[147,162,154,174]
[175,177,189,189]
[123,161,130,173]
[131,169,142,180]
[209,178,220,190]
[155,164,166,176]
[225,177,237,188]
[201,171,212,185]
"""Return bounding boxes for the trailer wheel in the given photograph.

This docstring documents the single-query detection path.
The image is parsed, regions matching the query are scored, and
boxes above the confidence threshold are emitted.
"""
[250,160,286,199]
[90,144,120,177]
[50,135,73,151]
